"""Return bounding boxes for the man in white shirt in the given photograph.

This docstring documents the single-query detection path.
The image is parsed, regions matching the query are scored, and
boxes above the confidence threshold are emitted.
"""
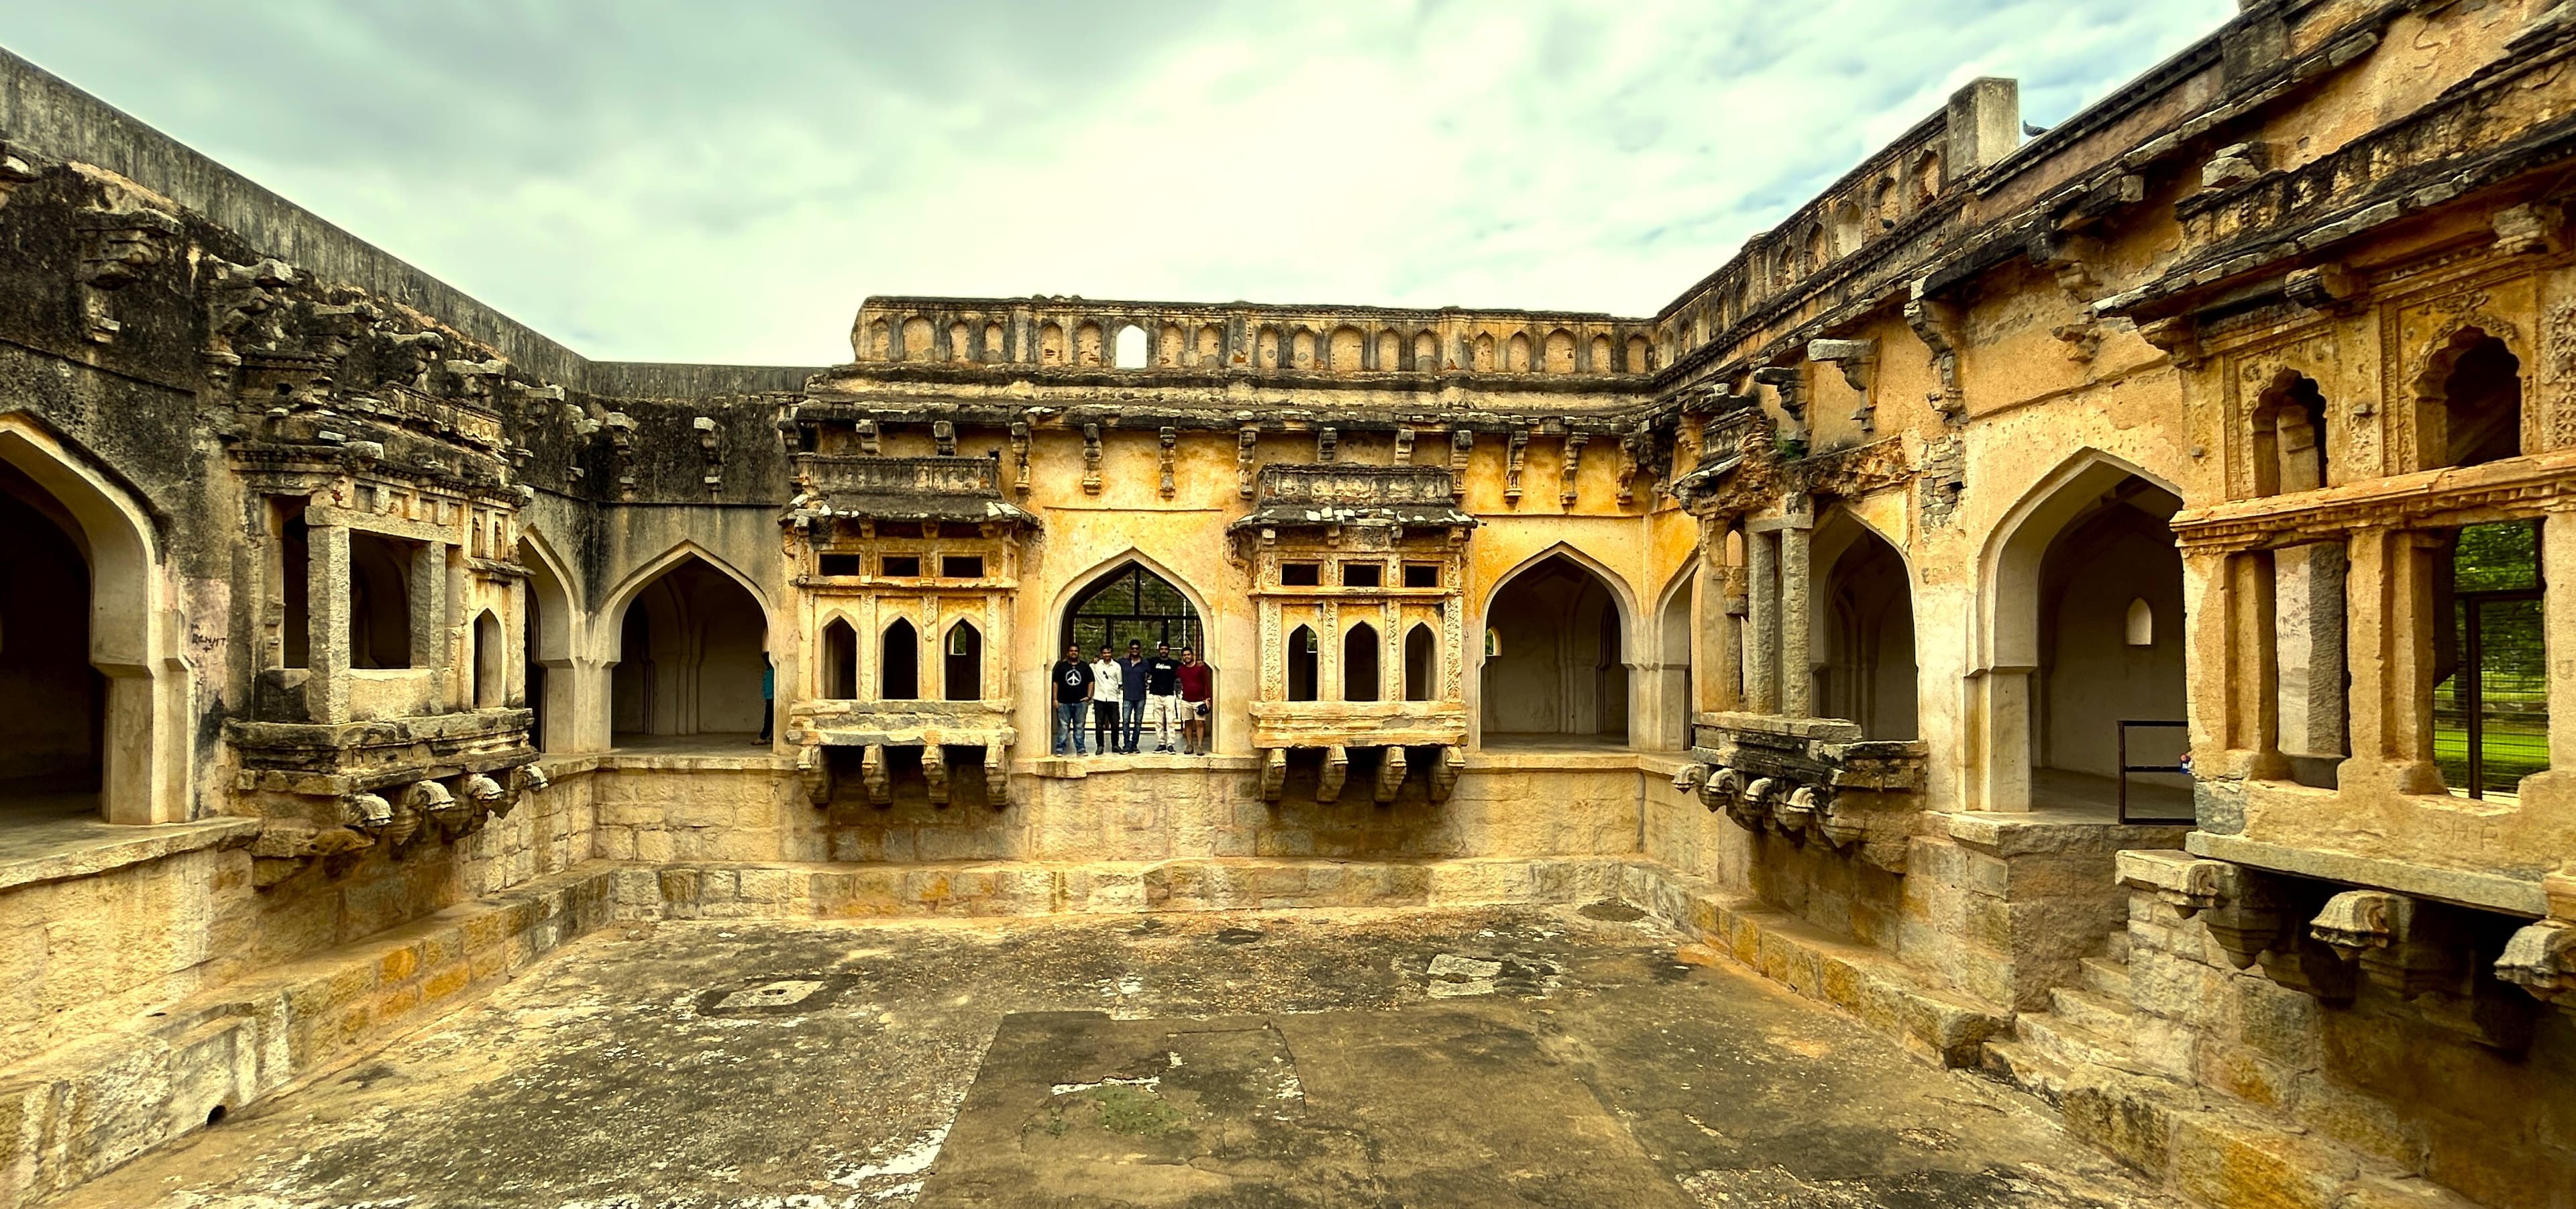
[1087,643,1123,756]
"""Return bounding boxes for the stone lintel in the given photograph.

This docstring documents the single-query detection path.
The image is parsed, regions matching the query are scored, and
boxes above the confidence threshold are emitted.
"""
[2186,831,2548,918]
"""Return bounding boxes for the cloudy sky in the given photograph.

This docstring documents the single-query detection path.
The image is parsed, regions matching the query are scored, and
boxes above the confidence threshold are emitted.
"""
[5,1,2233,366]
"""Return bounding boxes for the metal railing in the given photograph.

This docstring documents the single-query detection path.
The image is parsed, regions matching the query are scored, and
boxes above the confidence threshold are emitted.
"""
[2116,719,2193,825]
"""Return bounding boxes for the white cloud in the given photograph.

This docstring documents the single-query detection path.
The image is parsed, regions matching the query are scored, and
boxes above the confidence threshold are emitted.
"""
[2,0,2235,364]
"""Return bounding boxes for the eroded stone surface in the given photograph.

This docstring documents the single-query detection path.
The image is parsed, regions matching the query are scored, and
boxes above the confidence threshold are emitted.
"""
[59,905,2172,1208]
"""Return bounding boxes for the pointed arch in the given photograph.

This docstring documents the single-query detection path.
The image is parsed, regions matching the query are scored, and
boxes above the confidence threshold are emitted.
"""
[602,543,771,740]
[1976,449,2180,671]
[820,615,859,699]
[1287,625,1320,702]
[880,617,920,700]
[598,541,772,647]
[1812,509,1918,741]
[1973,448,2186,810]
[943,617,985,701]
[472,609,504,708]
[1654,550,1701,749]
[1481,540,1640,662]
[1050,547,1216,654]
[1403,623,1438,702]
[515,527,582,664]
[1480,542,1638,745]
[0,411,186,823]
[1344,621,1381,702]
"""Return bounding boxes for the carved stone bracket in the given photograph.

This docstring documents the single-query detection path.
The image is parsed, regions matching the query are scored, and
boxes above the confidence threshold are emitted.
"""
[2284,263,2363,315]
[2493,201,2567,256]
[1430,746,1463,803]
[1449,429,1474,501]
[798,745,833,807]
[1393,427,1415,464]
[694,415,724,494]
[1902,293,1968,418]
[2115,849,2231,917]
[1081,423,1103,495]
[923,743,950,807]
[1012,421,1034,495]
[1238,425,1260,499]
[1316,744,1350,804]
[984,741,1012,808]
[2498,921,2576,1016]
[74,205,182,344]
[1751,365,1805,427]
[1560,431,1587,507]
[1260,747,1288,804]
[0,144,38,210]
[2137,315,2204,369]
[1317,426,1338,464]
[201,257,300,384]
[1504,430,1529,503]
[932,419,957,457]
[1374,745,1407,805]
[861,743,892,807]
[1617,425,1646,505]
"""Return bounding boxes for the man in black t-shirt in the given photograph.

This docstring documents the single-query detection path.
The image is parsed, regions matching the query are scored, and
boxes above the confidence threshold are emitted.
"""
[1050,643,1093,756]
[1144,643,1183,754]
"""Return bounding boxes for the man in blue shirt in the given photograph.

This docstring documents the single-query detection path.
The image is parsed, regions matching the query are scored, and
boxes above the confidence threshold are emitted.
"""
[755,653,774,745]
[1117,639,1149,753]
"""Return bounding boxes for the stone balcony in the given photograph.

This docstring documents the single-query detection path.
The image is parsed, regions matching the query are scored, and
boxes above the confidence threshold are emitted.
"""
[784,698,1017,808]
[1682,712,1929,872]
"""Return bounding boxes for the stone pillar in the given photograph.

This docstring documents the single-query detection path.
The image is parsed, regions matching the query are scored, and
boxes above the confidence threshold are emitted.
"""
[308,522,352,725]
[2224,549,2287,780]
[2275,543,2348,761]
[1747,530,1779,715]
[2520,505,2576,805]
[1698,538,1739,716]
[1780,523,1813,719]
[2340,527,2445,795]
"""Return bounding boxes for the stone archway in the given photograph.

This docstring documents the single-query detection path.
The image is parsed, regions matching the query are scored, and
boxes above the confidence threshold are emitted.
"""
[1480,551,1632,747]
[0,416,186,824]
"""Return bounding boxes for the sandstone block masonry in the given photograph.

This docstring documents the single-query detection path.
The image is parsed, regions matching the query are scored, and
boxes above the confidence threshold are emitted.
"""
[1,2,2575,1207]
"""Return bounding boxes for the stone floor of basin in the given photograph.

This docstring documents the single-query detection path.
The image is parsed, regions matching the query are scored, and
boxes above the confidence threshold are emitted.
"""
[66,903,2180,1208]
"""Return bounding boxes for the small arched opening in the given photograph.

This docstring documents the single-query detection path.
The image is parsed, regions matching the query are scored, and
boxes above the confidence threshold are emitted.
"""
[1658,576,1695,749]
[1287,625,1320,702]
[820,617,859,699]
[2250,370,2330,496]
[1404,623,1437,702]
[881,619,920,701]
[2421,329,2524,470]
[1113,323,1148,369]
[944,620,983,702]
[1344,623,1381,702]
[472,610,504,708]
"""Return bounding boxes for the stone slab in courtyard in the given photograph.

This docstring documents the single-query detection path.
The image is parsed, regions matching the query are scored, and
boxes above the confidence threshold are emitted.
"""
[57,905,2171,1208]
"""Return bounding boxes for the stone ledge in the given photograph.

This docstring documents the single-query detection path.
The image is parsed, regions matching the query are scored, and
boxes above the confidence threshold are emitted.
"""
[2186,831,2547,917]
[614,855,1631,920]
[1617,861,2011,1067]
[0,814,260,894]
[0,863,618,1208]
[1943,810,2192,857]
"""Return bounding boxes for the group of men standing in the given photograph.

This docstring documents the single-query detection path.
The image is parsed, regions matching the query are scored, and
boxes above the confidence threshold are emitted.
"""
[1051,640,1211,756]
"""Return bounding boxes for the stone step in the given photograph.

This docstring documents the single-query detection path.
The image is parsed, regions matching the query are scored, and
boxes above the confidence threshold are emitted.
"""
[2014,1007,2133,1073]
[2099,929,2131,963]
[1978,1038,2072,1107]
[2079,955,2133,1001]
[2048,986,2135,1038]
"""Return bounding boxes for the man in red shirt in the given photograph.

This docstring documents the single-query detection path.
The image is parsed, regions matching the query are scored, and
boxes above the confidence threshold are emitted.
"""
[1176,647,1214,755]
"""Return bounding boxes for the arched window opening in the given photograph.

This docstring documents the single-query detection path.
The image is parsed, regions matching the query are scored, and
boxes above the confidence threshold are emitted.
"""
[945,621,983,702]
[611,557,767,741]
[2250,371,2330,496]
[472,610,503,708]
[2030,476,2188,813]
[1404,624,1437,702]
[2425,330,2523,469]
[0,472,103,817]
[880,619,920,701]
[1818,529,1917,741]
[1063,562,1204,655]
[1482,554,1627,747]
[1660,580,1695,749]
[1287,625,1319,702]
[348,532,418,670]
[1113,324,1148,369]
[2433,520,2548,800]
[1344,623,1381,702]
[821,618,859,699]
